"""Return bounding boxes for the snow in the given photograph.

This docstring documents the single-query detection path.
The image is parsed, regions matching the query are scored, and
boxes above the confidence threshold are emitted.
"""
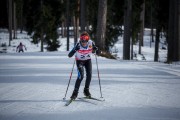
[0,29,180,120]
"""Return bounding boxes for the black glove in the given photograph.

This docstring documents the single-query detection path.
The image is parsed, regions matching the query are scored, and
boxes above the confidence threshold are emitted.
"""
[74,43,80,51]
[93,46,98,51]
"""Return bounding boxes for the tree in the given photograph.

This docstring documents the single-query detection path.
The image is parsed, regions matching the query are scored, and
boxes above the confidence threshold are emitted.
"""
[13,0,17,39]
[0,0,8,28]
[105,0,124,51]
[25,0,62,52]
[16,0,23,33]
[131,0,142,59]
[96,0,107,51]
[80,0,86,32]
[2,0,175,60]
[71,0,80,45]
[154,27,160,61]
[178,0,180,60]
[153,0,169,62]
[150,0,155,43]
[167,0,180,62]
[66,0,70,51]
[123,0,132,60]
[138,0,145,54]
[8,0,13,46]
[86,0,98,39]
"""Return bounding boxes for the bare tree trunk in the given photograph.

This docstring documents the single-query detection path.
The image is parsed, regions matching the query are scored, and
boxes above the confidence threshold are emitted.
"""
[168,0,180,62]
[13,1,17,39]
[8,0,13,46]
[66,0,70,51]
[60,0,66,38]
[168,0,174,62]
[75,14,79,45]
[61,21,65,38]
[123,0,132,60]
[40,0,43,52]
[73,0,80,45]
[20,0,23,33]
[138,33,141,54]
[173,0,179,61]
[40,28,44,52]
[96,0,107,51]
[80,0,86,32]
[178,0,180,60]
[154,27,160,62]
[77,0,80,37]
[131,38,134,60]
[73,16,77,45]
[150,0,154,46]
[139,0,145,52]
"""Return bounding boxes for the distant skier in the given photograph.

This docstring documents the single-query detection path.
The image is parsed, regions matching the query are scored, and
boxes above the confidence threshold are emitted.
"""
[68,31,98,100]
[16,42,27,53]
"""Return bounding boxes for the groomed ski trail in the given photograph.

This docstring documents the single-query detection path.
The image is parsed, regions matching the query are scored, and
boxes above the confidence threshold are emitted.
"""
[0,52,180,120]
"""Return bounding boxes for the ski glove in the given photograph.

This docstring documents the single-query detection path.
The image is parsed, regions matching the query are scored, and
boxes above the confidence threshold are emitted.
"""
[68,43,80,57]
[74,43,80,51]
[93,46,98,51]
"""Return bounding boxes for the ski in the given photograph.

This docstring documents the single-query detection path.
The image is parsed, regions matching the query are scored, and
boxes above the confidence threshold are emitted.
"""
[78,96,105,101]
[64,99,74,106]
[64,97,105,106]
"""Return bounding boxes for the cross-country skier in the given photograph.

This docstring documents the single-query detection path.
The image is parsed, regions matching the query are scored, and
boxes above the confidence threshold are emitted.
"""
[16,42,27,53]
[68,31,98,100]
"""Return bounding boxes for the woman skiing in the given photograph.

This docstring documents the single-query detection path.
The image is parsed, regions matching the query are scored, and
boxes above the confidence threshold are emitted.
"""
[68,31,98,100]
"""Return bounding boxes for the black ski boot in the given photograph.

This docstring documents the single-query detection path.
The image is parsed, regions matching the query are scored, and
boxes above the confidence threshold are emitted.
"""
[84,88,91,98]
[70,90,78,100]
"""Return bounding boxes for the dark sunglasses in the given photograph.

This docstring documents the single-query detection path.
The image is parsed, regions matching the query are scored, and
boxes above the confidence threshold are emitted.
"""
[81,40,88,43]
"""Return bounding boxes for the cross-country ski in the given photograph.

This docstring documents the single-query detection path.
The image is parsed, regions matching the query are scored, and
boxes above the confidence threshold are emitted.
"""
[64,99,74,106]
[78,96,105,102]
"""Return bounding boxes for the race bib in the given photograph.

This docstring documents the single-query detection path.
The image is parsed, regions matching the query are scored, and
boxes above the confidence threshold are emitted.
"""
[75,40,93,60]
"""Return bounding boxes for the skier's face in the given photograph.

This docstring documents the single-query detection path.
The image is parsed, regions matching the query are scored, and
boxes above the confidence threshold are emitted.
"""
[81,40,88,47]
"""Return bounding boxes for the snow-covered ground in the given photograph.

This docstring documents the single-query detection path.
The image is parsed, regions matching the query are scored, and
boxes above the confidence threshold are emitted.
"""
[0,52,180,120]
[0,29,180,120]
[0,29,75,53]
[111,29,167,62]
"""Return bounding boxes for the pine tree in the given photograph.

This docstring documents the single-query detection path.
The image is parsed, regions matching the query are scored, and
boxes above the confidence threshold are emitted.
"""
[25,0,62,51]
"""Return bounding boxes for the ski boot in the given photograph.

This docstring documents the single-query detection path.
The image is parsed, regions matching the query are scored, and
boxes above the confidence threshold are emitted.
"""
[70,90,78,100]
[84,88,91,98]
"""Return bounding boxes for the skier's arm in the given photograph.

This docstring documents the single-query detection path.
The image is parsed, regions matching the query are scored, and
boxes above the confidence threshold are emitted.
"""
[68,49,76,58]
[68,43,80,58]
[16,45,19,52]
[24,45,27,50]
[92,42,98,51]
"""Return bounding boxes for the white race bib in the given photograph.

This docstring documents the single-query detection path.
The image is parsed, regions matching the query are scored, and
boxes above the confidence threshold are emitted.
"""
[75,40,93,60]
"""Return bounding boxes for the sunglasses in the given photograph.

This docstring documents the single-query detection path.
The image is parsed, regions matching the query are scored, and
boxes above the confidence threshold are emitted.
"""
[80,35,89,41]
[81,40,88,43]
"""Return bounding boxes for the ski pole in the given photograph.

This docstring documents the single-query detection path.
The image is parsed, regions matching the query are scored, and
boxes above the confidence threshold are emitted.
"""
[95,53,103,98]
[63,59,76,100]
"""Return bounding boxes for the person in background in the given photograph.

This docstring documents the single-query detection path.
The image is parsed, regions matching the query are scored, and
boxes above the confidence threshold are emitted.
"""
[16,42,27,53]
[68,31,98,100]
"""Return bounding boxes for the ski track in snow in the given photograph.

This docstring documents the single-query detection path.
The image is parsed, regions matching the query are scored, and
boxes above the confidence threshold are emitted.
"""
[0,52,180,120]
